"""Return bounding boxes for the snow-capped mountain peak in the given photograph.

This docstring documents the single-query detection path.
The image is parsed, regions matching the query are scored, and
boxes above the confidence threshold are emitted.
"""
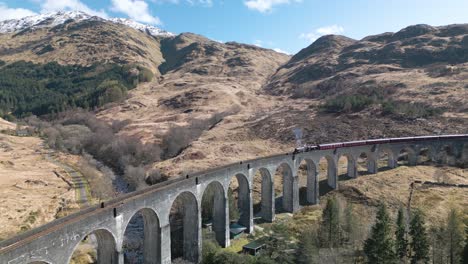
[0,11,174,37]
[0,11,95,33]
[110,18,174,37]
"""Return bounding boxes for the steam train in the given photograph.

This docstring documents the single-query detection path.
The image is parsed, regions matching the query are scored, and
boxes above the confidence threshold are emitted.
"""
[293,134,468,154]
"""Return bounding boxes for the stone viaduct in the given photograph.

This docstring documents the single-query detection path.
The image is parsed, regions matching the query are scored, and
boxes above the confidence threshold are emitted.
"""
[0,135,467,264]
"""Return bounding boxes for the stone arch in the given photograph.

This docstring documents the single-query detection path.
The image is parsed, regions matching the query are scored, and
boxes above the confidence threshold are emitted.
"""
[122,208,161,264]
[398,147,417,166]
[461,143,468,167]
[169,191,199,262]
[273,162,295,213]
[252,167,274,222]
[201,180,227,247]
[417,145,434,165]
[357,152,373,174]
[297,158,318,205]
[437,143,455,165]
[319,155,337,189]
[378,148,397,170]
[337,153,357,178]
[68,228,118,264]
[228,173,251,231]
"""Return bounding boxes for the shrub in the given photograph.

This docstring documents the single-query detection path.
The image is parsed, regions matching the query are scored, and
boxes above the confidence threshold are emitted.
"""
[138,66,154,82]
[97,80,128,106]
[38,110,162,191]
[322,94,374,113]
[124,165,146,190]
[77,154,115,200]
[111,119,131,133]
[161,112,229,159]
[228,189,240,221]
[382,100,443,119]
[261,223,297,264]
[2,113,16,122]
[145,168,168,185]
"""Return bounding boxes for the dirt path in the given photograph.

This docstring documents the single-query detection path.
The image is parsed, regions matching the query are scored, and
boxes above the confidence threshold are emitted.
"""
[45,153,91,207]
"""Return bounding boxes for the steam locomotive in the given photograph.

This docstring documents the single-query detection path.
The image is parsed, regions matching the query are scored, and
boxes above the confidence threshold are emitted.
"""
[293,134,468,154]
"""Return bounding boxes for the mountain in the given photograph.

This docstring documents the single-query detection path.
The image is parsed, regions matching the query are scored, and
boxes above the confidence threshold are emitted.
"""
[0,11,173,37]
[0,11,174,75]
[109,18,174,38]
[265,24,468,114]
[0,13,467,176]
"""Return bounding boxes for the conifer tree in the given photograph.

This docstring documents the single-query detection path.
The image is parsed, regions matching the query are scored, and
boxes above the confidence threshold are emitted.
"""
[429,226,446,264]
[445,209,464,264]
[462,228,468,264]
[296,228,319,264]
[409,210,430,264]
[343,202,361,247]
[395,207,408,261]
[364,203,397,264]
[227,188,240,221]
[319,196,341,248]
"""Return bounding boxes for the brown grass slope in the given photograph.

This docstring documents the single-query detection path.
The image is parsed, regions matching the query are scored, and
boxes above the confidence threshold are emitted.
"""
[99,33,291,175]
[258,24,468,145]
[265,24,468,112]
[0,133,76,240]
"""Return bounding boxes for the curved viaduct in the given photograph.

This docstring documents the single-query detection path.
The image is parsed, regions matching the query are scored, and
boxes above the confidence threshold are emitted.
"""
[1,135,467,264]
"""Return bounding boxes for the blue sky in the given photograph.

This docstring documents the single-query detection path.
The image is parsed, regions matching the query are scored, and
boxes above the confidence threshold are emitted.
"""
[1,0,468,54]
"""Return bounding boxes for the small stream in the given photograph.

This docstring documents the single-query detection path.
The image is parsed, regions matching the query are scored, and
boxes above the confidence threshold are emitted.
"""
[83,157,144,262]
[110,167,144,262]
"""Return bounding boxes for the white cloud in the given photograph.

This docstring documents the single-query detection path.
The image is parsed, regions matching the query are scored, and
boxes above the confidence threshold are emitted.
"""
[111,0,161,24]
[187,0,212,6]
[244,0,301,13]
[40,0,109,18]
[253,39,263,47]
[273,48,290,55]
[299,25,344,43]
[152,0,212,6]
[316,25,344,35]
[0,2,38,21]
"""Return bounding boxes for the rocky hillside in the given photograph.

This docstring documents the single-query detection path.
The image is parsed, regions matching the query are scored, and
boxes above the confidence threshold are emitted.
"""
[265,24,468,113]
[98,33,290,175]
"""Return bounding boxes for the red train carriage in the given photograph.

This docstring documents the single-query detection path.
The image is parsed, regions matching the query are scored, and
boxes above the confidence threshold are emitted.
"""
[342,140,367,147]
[318,143,343,150]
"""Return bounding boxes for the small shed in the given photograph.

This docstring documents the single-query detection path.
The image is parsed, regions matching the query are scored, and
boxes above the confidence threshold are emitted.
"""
[16,129,29,137]
[229,223,246,239]
[242,240,266,256]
